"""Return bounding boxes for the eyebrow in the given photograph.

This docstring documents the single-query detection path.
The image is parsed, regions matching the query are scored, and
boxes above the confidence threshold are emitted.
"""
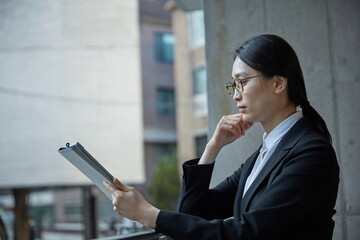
[233,71,248,78]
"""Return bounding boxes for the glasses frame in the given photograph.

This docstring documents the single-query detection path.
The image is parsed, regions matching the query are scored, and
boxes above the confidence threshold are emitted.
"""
[225,74,262,96]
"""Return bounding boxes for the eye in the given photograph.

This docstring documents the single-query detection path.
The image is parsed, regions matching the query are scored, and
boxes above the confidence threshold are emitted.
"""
[241,80,249,85]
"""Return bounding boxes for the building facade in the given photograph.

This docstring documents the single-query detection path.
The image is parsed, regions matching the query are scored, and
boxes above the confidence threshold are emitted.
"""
[166,2,208,168]
[0,0,177,238]
[136,0,177,198]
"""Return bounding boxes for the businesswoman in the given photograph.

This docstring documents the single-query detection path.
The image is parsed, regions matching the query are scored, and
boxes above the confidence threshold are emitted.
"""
[104,34,339,239]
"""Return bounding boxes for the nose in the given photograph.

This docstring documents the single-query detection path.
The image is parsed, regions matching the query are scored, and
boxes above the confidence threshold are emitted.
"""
[233,89,242,102]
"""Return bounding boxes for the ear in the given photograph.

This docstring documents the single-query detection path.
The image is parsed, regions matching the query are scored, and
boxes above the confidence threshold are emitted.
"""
[273,75,287,94]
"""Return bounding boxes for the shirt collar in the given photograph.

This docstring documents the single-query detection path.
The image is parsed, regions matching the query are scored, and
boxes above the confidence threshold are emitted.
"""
[261,111,303,151]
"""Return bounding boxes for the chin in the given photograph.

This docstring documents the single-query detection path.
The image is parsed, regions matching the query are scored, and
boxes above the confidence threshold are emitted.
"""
[242,114,252,122]
[242,113,258,123]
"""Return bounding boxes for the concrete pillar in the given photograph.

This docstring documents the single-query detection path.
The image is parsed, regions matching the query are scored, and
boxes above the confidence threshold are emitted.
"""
[83,186,97,239]
[203,0,360,239]
[0,214,9,240]
[13,188,30,240]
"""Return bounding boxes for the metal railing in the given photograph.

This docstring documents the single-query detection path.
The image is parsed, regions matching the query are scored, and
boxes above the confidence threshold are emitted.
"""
[91,230,171,240]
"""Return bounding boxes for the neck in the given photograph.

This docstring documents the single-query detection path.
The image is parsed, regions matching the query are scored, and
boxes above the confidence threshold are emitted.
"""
[261,103,296,137]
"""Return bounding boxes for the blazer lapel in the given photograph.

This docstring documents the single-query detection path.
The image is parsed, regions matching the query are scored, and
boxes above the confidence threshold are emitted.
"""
[238,146,261,194]
[240,118,314,212]
[233,147,260,219]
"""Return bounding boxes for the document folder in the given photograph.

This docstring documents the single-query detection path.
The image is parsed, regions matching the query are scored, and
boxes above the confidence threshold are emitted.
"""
[58,142,117,200]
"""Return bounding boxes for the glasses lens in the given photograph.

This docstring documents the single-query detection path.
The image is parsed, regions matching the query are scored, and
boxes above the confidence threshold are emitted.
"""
[225,83,234,95]
[234,79,242,94]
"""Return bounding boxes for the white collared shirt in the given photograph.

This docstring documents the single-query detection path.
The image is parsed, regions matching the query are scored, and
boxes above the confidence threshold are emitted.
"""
[242,110,303,197]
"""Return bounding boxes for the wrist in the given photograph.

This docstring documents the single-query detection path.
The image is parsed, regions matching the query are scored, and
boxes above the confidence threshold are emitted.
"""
[198,142,221,165]
[140,204,160,229]
[206,140,222,152]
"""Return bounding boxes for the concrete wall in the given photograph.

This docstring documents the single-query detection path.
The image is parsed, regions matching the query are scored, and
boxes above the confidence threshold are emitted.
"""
[0,0,145,187]
[203,0,360,239]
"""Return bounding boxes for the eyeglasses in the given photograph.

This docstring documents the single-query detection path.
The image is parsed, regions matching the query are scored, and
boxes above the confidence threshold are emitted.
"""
[225,74,262,96]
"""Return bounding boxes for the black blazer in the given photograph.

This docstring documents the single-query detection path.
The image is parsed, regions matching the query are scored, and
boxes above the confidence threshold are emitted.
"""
[155,117,339,240]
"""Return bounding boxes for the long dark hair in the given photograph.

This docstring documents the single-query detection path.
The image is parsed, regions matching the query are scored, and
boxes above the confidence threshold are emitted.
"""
[234,34,332,144]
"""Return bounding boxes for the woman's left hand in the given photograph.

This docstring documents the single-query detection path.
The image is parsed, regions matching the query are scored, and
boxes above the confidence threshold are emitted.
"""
[103,178,160,229]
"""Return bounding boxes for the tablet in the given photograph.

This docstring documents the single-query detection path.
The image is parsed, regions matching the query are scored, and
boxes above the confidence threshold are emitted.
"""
[58,142,117,200]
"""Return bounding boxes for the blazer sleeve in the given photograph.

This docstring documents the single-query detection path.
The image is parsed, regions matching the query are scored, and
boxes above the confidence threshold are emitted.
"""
[154,136,339,240]
[175,159,243,220]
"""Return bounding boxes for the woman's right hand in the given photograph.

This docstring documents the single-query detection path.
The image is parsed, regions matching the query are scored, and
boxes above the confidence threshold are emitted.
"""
[208,113,254,150]
[198,113,253,165]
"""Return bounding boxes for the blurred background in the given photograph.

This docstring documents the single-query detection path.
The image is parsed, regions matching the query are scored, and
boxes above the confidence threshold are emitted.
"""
[0,0,359,239]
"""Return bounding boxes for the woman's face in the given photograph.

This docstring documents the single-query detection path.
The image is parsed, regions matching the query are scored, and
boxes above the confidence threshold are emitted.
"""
[231,57,276,123]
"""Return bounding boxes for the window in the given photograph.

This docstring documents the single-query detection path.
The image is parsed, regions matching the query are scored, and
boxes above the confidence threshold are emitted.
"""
[193,67,207,95]
[29,205,54,229]
[195,135,207,158]
[193,66,208,116]
[188,10,205,49]
[64,203,83,221]
[157,88,175,117]
[154,32,174,63]
[155,143,176,163]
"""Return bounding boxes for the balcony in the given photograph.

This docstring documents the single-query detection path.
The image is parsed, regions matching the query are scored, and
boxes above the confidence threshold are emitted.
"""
[92,230,171,240]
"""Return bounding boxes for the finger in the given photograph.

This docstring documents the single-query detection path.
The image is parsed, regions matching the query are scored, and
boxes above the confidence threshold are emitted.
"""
[220,123,242,138]
[229,113,254,125]
[223,117,245,136]
[243,121,253,130]
[224,114,242,121]
[236,122,245,136]
[236,113,253,124]
[226,115,248,127]
[220,115,251,136]
[221,118,242,135]
[233,119,250,136]
[227,113,242,118]
[219,118,241,136]
[239,121,253,135]
[245,121,254,129]
[113,178,131,192]
[221,115,242,126]
[103,181,117,195]
[113,206,122,215]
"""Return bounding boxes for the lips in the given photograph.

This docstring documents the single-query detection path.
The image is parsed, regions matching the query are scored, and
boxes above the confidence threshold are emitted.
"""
[237,106,246,113]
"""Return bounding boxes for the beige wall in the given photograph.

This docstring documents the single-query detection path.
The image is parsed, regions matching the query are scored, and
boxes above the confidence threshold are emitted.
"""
[171,7,207,168]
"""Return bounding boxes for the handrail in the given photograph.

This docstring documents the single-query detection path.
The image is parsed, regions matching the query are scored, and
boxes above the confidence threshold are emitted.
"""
[91,230,166,240]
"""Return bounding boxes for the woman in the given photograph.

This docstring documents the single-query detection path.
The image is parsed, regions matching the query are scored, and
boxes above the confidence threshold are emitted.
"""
[104,34,339,239]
